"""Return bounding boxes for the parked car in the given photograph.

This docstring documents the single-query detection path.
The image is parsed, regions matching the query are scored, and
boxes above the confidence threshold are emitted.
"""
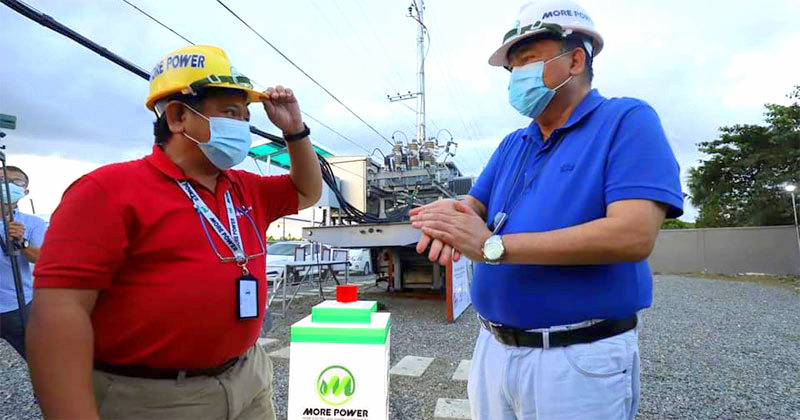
[266,241,307,282]
[347,249,372,276]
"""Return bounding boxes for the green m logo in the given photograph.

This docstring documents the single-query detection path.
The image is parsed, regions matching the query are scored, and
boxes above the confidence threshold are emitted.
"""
[316,365,356,406]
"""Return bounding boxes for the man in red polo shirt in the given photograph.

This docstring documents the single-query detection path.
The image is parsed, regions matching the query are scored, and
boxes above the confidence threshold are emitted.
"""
[27,45,322,419]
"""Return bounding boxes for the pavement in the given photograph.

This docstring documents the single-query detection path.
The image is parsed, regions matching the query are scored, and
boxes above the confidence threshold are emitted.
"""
[2,274,799,419]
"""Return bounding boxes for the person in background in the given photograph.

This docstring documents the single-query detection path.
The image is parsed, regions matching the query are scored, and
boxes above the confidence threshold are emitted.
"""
[0,165,46,361]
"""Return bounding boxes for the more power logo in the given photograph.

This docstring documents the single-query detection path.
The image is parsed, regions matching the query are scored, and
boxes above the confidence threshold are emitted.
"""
[317,365,356,406]
[302,366,369,418]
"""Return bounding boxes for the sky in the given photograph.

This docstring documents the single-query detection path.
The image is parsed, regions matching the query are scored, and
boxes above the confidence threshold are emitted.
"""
[1,0,799,220]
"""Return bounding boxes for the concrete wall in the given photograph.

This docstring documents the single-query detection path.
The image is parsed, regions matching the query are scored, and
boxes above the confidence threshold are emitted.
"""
[649,225,800,276]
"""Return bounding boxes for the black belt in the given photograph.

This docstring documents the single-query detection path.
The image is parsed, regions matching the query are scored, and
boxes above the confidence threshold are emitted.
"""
[94,356,240,380]
[479,315,637,348]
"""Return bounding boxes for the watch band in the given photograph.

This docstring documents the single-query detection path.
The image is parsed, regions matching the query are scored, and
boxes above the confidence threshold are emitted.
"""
[283,123,310,143]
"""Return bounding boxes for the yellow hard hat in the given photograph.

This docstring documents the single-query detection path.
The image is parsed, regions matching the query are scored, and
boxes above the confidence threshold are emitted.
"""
[145,45,266,111]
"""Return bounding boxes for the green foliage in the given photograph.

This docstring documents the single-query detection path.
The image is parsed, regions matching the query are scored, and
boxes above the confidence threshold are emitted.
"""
[688,85,800,227]
[661,219,695,229]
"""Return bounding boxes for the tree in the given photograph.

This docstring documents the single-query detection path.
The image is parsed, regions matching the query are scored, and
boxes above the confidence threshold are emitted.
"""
[688,85,800,227]
[661,219,695,229]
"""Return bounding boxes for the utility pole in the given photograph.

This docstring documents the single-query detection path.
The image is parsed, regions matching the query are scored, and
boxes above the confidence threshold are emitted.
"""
[388,1,427,143]
[414,0,426,144]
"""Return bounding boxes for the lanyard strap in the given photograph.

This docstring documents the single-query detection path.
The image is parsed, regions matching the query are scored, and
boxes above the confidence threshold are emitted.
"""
[176,181,245,263]
[493,134,565,234]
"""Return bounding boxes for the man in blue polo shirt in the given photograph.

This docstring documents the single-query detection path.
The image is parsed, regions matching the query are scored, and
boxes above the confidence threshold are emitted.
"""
[410,1,682,419]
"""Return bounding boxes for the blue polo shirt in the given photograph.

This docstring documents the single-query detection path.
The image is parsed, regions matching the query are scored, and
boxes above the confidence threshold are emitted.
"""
[469,89,683,329]
[0,209,48,313]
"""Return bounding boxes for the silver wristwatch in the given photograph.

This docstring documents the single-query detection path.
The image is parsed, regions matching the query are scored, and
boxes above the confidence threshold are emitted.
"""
[482,235,505,264]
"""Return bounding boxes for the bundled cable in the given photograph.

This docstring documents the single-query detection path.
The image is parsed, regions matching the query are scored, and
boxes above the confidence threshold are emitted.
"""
[317,154,412,224]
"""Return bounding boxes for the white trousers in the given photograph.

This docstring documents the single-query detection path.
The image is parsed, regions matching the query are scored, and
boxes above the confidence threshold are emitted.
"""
[468,326,640,420]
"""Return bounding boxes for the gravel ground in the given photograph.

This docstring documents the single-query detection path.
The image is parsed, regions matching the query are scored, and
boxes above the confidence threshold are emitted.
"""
[1,274,798,420]
[0,344,39,420]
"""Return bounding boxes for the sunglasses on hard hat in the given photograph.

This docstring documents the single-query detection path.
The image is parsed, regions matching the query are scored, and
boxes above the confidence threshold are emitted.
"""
[189,74,255,92]
[503,22,567,44]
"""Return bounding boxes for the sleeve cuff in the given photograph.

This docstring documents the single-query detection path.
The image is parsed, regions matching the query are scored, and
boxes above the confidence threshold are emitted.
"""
[606,186,684,219]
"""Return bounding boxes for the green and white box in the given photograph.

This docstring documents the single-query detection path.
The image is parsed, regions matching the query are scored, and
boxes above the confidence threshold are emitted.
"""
[288,300,391,420]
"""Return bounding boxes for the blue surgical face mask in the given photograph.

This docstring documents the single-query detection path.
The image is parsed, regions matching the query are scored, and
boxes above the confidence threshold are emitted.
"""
[1,183,26,203]
[183,106,252,170]
[508,50,574,119]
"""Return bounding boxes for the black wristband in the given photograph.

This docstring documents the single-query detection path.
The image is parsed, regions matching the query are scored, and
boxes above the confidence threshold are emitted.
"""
[283,123,310,143]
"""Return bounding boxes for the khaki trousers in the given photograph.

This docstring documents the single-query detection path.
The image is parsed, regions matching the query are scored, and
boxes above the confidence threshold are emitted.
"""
[93,345,276,420]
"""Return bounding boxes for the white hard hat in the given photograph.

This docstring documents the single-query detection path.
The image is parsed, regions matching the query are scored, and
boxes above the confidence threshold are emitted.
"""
[489,0,604,67]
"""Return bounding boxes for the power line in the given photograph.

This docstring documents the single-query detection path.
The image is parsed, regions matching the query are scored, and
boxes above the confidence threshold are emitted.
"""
[305,0,398,94]
[120,0,193,45]
[424,4,484,141]
[420,4,487,170]
[304,0,415,133]
[353,0,410,92]
[118,0,375,159]
[301,111,372,155]
[117,0,385,166]
[215,0,394,148]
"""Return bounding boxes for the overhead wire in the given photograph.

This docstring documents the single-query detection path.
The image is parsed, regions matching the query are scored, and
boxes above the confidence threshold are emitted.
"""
[404,0,481,168]
[424,3,484,141]
[118,0,375,160]
[422,3,486,169]
[299,112,372,155]
[329,1,401,94]
[215,0,394,148]
[353,0,409,91]
[305,0,416,135]
[120,0,192,44]
[305,0,401,97]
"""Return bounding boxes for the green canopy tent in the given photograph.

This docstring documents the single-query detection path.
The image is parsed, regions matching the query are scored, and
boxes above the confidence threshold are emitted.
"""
[248,141,334,170]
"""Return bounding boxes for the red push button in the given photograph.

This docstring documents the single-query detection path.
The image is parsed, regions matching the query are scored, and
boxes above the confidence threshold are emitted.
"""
[336,285,358,303]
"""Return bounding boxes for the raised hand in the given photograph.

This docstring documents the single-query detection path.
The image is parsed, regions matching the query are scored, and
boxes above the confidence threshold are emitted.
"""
[262,85,304,134]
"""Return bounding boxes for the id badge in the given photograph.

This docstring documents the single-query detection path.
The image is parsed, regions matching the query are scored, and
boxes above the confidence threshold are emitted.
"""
[237,275,259,319]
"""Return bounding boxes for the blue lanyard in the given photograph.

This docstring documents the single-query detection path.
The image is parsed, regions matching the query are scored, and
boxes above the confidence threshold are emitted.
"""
[491,133,564,234]
[177,181,245,263]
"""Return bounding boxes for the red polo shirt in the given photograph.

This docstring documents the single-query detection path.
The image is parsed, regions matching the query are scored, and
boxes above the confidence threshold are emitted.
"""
[34,146,298,369]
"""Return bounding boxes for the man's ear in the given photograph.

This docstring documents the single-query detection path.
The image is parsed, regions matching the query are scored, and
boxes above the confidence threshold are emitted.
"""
[164,101,189,136]
[570,48,587,77]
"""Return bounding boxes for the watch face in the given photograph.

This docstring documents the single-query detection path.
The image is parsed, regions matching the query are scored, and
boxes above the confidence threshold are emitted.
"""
[484,241,503,260]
